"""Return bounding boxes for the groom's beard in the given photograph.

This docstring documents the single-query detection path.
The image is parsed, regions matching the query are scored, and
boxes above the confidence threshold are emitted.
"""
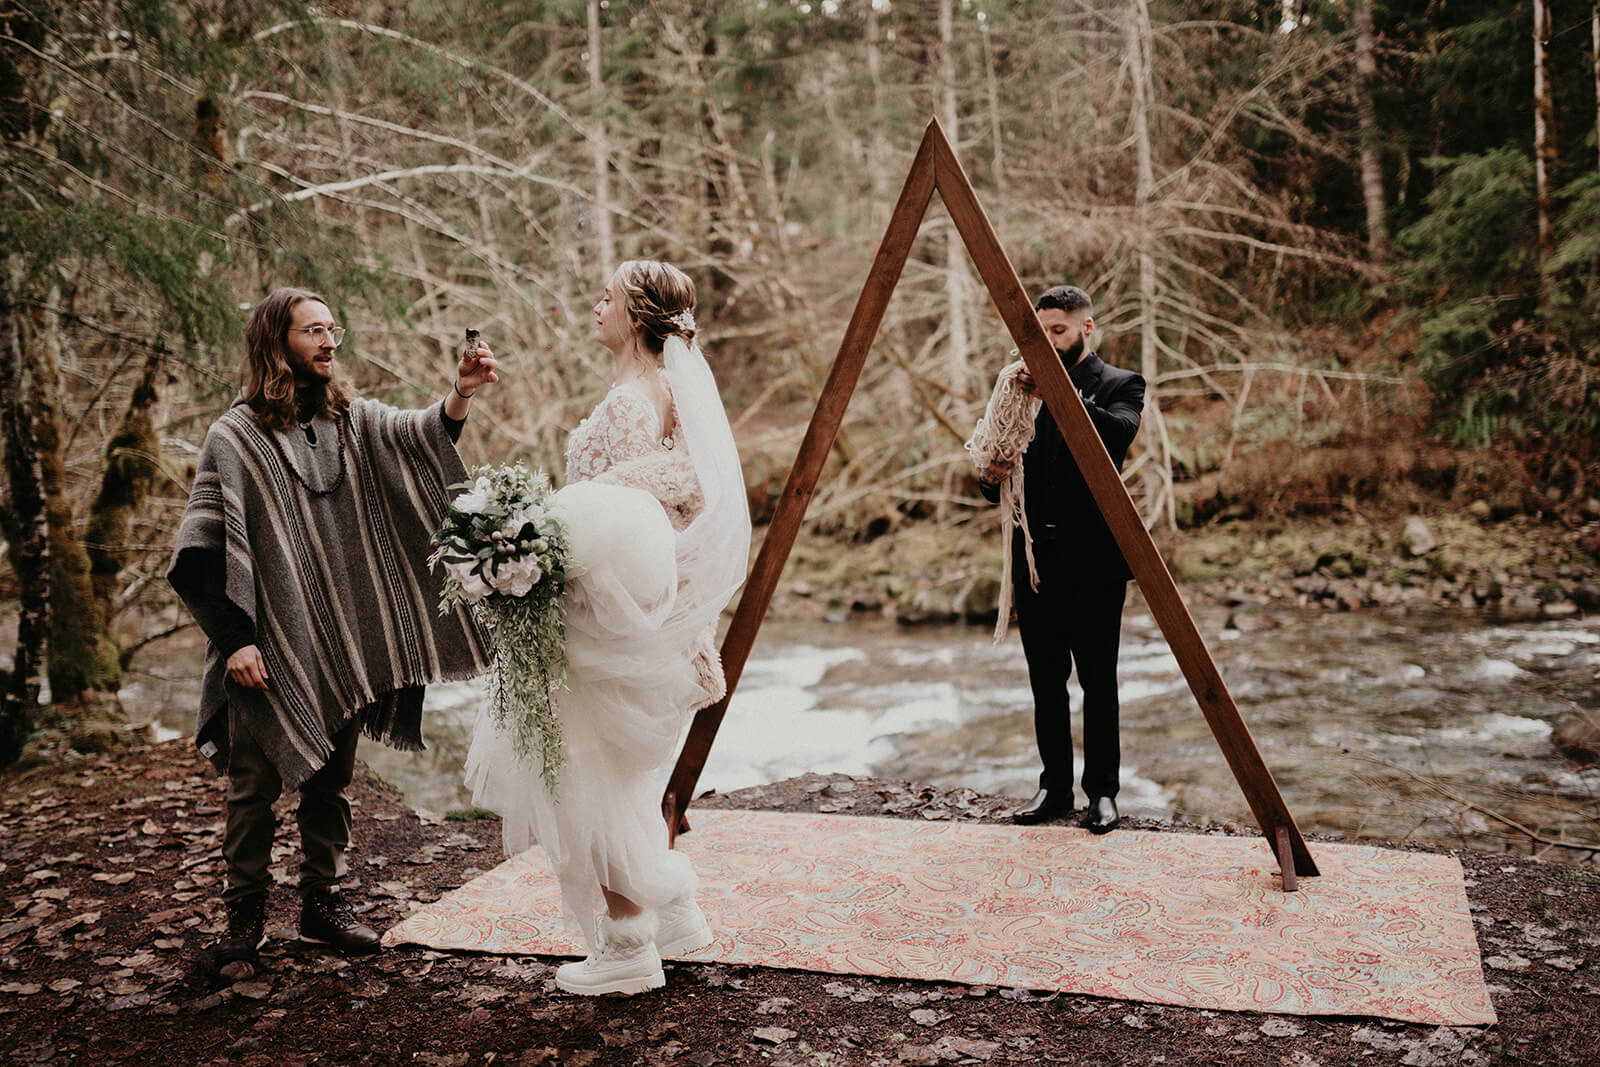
[295,379,328,420]
[1054,334,1085,366]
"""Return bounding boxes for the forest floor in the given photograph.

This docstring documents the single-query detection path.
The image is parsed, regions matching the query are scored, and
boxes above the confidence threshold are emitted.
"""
[2,741,1598,1066]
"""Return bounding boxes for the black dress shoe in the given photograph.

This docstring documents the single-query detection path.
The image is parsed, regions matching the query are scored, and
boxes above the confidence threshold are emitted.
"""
[299,890,381,956]
[1084,795,1119,834]
[1012,789,1074,825]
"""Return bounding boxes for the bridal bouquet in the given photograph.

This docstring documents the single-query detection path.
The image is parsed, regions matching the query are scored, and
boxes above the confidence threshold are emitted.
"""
[430,463,571,789]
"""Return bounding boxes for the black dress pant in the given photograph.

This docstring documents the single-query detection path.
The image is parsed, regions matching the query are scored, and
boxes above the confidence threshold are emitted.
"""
[1012,538,1128,801]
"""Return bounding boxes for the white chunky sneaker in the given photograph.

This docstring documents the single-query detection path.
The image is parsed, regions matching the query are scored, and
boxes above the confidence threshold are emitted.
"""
[554,913,664,996]
[654,894,714,957]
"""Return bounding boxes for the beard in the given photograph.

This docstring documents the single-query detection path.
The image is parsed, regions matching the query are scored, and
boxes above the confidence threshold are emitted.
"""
[294,374,329,419]
[1054,333,1086,366]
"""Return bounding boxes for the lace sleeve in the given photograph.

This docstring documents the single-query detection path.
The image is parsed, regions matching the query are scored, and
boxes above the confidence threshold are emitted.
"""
[565,385,667,483]
[602,386,664,465]
[964,359,1041,476]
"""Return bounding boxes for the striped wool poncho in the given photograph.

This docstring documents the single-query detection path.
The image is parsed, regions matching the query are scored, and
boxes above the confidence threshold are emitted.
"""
[170,398,492,790]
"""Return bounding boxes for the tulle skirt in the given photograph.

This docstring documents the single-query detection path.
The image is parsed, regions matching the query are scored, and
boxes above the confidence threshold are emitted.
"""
[462,481,707,948]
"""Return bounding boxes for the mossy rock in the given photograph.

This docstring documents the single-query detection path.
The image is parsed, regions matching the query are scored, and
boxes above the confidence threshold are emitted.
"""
[67,721,129,755]
[956,573,1001,624]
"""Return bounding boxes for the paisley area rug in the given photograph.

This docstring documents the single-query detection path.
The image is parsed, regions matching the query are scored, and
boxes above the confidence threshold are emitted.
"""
[382,809,1494,1025]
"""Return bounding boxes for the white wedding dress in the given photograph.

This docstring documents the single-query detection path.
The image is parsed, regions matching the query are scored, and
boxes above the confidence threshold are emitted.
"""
[463,338,750,948]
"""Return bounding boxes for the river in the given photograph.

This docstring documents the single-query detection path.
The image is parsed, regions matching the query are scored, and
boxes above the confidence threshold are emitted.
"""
[118,594,1600,860]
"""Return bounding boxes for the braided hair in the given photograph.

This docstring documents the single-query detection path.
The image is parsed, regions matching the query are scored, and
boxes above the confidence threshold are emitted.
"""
[612,260,697,353]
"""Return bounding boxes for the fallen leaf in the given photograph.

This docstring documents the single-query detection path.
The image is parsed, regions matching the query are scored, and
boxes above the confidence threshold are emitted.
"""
[931,1036,999,1062]
[755,996,794,1015]
[1260,1018,1304,1038]
[751,1027,796,1045]
[48,978,82,992]
[909,1008,949,1026]
[91,872,136,885]
[1485,953,1531,971]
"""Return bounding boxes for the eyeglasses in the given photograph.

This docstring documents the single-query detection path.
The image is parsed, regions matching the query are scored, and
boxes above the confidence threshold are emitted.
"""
[289,325,346,346]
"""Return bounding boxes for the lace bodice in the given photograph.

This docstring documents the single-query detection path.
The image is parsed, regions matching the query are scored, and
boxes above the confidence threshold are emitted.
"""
[564,382,705,531]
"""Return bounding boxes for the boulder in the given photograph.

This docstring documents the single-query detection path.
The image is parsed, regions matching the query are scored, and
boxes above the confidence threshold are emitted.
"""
[955,574,1001,625]
[1495,594,1544,622]
[895,587,957,627]
[1403,516,1437,557]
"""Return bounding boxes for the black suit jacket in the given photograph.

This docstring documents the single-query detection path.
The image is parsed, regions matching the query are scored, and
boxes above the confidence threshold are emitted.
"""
[982,352,1145,584]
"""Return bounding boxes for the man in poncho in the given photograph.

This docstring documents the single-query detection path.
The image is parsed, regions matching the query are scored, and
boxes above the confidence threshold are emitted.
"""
[965,285,1145,834]
[169,288,496,969]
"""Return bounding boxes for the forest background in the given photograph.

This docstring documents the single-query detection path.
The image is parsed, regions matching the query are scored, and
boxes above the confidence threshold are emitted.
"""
[1,0,1598,763]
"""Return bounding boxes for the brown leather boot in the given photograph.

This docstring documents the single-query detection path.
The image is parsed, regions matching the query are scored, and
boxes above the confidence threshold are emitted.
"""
[298,889,380,956]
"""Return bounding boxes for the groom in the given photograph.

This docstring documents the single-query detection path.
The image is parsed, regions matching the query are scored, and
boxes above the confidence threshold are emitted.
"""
[977,285,1144,834]
[169,288,496,971]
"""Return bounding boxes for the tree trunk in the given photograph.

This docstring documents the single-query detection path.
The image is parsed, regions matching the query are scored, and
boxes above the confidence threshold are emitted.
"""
[981,16,1004,190]
[83,349,164,626]
[0,267,46,765]
[25,289,122,703]
[1354,0,1389,265]
[1128,0,1169,529]
[1533,0,1557,298]
[588,0,616,270]
[939,0,971,395]
[1593,5,1599,172]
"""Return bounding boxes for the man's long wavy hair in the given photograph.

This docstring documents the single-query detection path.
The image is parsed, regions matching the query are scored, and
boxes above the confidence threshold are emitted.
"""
[241,287,356,431]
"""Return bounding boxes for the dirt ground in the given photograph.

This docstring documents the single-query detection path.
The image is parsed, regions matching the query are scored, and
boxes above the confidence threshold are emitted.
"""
[1,741,1596,1066]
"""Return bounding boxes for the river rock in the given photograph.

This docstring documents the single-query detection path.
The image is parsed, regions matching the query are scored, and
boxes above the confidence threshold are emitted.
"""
[1495,594,1544,622]
[895,587,956,627]
[1572,582,1600,612]
[1552,713,1600,765]
[1403,516,1437,557]
[1541,600,1578,619]
[955,574,1000,625]
[1224,609,1281,633]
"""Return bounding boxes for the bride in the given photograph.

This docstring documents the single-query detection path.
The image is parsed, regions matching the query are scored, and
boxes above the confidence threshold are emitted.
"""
[463,260,751,996]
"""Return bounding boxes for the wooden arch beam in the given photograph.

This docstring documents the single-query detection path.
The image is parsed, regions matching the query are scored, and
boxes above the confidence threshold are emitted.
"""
[664,119,1318,881]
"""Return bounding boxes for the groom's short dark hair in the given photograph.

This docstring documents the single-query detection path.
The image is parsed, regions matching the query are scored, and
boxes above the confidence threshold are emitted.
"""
[1035,285,1092,316]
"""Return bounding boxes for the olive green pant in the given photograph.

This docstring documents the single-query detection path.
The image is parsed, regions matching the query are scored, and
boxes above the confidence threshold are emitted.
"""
[222,707,360,904]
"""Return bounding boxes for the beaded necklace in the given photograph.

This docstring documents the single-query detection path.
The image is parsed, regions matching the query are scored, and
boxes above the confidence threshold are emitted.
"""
[266,414,348,497]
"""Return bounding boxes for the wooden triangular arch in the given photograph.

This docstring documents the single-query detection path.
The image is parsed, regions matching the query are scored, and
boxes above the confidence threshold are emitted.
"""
[665,119,1318,886]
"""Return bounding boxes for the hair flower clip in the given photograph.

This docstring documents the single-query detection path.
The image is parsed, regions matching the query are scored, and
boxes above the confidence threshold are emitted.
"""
[669,309,696,333]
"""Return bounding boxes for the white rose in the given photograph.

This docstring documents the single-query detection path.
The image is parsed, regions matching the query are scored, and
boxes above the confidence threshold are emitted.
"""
[453,476,494,515]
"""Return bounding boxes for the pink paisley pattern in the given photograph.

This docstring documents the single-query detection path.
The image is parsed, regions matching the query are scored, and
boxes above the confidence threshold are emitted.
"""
[382,810,1495,1025]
